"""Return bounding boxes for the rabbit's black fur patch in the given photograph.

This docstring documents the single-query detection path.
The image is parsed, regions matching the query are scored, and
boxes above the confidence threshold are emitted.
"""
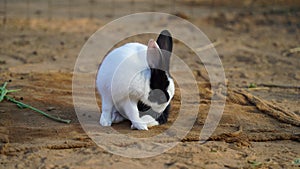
[149,68,170,104]
[137,100,151,112]
[157,104,170,124]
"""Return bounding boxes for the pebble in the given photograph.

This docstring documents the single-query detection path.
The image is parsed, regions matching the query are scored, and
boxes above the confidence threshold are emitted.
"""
[46,107,56,111]
[240,72,249,78]
[0,110,5,113]
[0,134,9,143]
[32,51,38,55]
[210,147,218,152]
[165,161,176,167]
[47,164,55,168]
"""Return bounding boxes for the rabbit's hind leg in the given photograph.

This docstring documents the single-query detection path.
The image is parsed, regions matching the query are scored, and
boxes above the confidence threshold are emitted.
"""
[112,108,126,123]
[99,98,114,126]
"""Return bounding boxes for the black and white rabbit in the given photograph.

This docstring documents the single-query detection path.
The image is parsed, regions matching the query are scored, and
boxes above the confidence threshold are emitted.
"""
[96,30,174,130]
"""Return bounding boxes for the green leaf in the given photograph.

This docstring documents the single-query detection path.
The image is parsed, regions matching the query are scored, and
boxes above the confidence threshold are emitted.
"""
[17,103,26,109]
[248,83,257,88]
[248,160,262,167]
[7,89,21,93]
[0,82,8,102]
[293,158,300,165]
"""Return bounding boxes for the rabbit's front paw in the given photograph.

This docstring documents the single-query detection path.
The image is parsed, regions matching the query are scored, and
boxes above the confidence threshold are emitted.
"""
[131,122,148,130]
[99,117,112,126]
[141,115,159,127]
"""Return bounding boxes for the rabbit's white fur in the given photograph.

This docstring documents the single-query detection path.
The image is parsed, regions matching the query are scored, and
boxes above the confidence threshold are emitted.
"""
[97,42,174,130]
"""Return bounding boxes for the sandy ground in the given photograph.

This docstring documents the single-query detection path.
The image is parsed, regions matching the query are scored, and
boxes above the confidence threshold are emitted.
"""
[0,0,300,168]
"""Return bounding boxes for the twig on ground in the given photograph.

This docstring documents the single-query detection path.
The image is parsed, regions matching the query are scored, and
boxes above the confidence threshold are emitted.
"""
[195,41,222,52]
[247,87,269,90]
[233,89,300,126]
[258,83,300,90]
[282,47,300,56]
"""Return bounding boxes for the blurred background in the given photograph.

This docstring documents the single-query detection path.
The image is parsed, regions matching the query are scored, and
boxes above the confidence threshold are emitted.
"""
[1,0,299,23]
[0,0,299,110]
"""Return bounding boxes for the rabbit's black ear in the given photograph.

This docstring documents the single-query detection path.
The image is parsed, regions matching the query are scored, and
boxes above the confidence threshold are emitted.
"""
[156,30,173,72]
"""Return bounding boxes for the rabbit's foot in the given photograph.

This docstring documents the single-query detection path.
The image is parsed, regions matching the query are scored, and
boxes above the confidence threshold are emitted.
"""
[141,115,159,127]
[131,121,148,130]
[99,112,112,126]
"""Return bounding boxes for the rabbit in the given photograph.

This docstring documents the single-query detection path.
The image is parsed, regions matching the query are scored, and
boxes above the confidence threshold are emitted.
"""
[96,30,174,130]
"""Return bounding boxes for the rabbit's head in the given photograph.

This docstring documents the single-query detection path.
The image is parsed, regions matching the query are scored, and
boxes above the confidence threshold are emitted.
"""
[143,30,174,112]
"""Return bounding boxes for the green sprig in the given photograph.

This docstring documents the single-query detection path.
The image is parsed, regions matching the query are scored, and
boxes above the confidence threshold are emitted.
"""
[0,82,8,102]
[248,83,257,88]
[0,82,71,124]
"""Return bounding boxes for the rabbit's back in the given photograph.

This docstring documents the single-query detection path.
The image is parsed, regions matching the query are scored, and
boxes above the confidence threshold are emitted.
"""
[97,43,149,97]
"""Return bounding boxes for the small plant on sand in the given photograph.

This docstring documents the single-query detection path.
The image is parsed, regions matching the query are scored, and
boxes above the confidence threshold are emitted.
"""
[248,83,257,88]
[0,81,71,124]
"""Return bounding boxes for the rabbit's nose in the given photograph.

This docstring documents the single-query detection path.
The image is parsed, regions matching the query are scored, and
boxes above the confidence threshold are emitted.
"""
[148,89,168,104]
